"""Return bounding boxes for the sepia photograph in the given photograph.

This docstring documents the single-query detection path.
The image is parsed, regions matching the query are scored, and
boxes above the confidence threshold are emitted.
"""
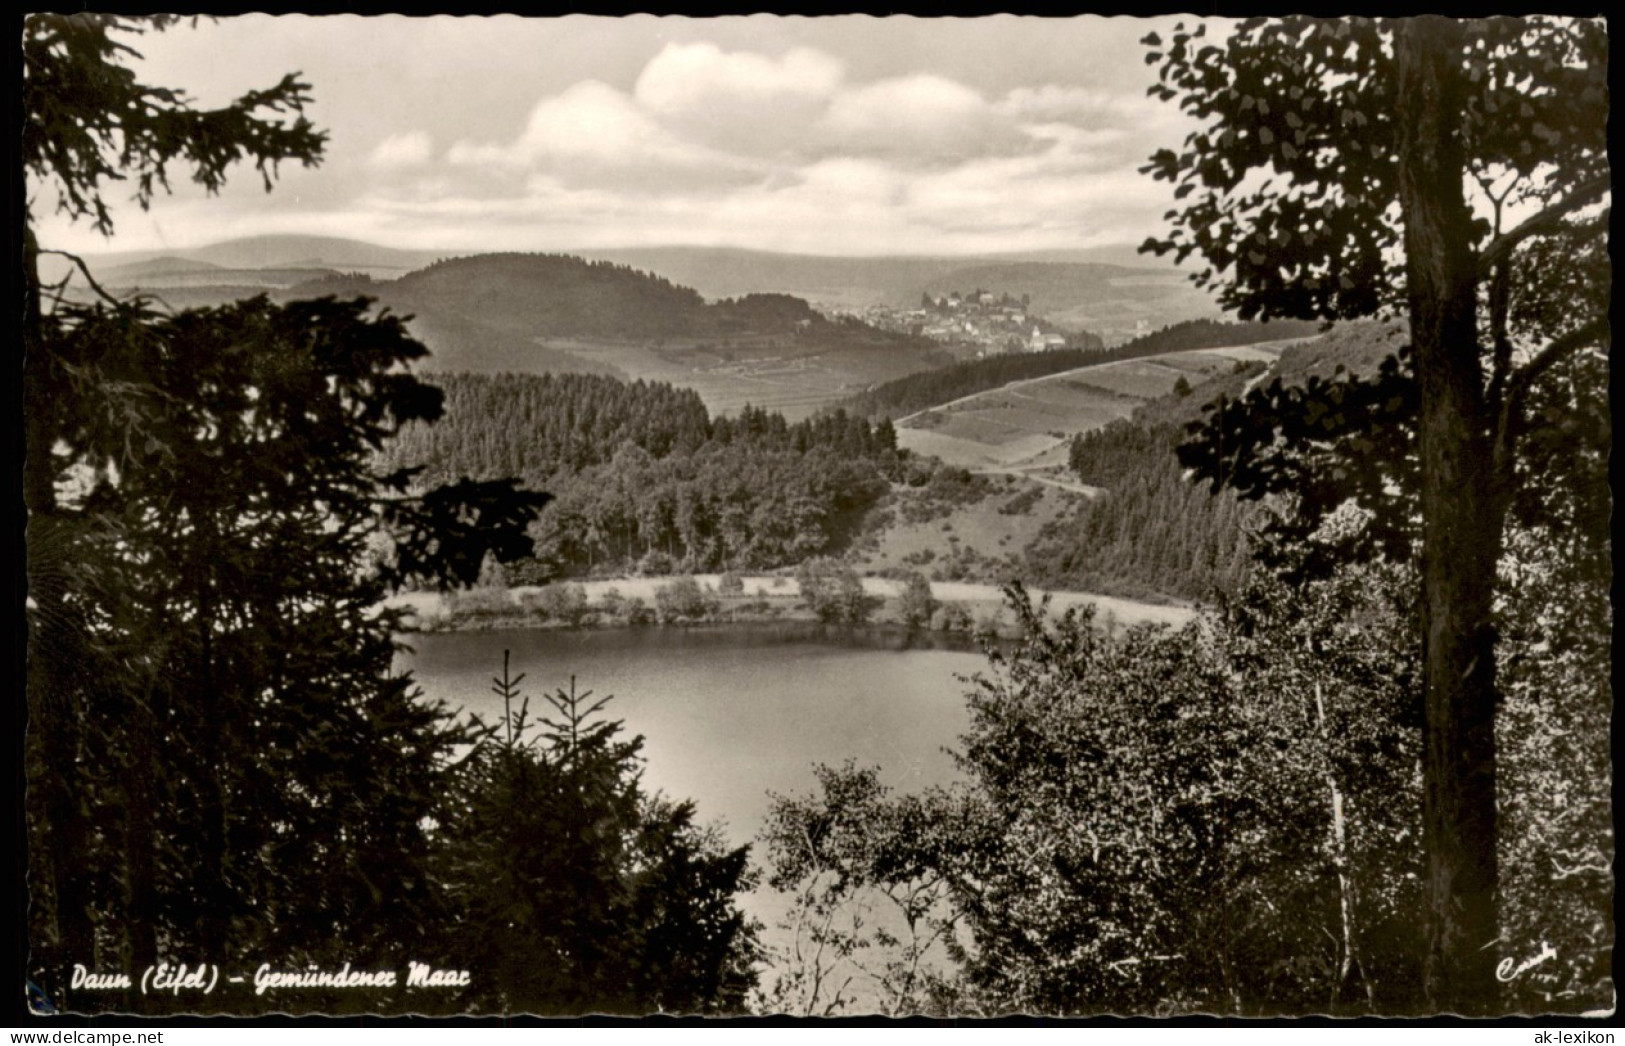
[19,10,1612,1021]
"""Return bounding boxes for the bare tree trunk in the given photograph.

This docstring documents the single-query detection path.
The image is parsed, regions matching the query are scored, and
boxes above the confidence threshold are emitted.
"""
[1395,16,1502,1015]
[1313,680,1368,1011]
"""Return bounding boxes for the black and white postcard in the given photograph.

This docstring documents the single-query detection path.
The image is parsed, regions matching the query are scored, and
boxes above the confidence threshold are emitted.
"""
[20,12,1612,1020]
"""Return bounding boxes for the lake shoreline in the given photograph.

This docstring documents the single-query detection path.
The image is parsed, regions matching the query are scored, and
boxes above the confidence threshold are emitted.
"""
[383,573,1198,639]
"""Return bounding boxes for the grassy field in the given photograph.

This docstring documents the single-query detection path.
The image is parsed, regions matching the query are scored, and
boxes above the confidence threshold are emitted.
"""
[851,476,1085,581]
[895,344,1294,469]
[540,337,944,421]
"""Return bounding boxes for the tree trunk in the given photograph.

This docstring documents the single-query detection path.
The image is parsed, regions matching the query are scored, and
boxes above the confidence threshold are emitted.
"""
[1314,679,1369,1012]
[1394,16,1503,1015]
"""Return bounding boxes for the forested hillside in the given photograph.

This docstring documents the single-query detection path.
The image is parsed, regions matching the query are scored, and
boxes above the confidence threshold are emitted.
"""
[294,253,934,346]
[1021,321,1420,601]
[843,317,1319,419]
[381,373,903,579]
[1023,420,1257,600]
[1023,362,1267,601]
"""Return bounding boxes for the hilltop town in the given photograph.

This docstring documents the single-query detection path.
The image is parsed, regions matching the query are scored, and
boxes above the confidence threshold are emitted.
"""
[827,288,1104,356]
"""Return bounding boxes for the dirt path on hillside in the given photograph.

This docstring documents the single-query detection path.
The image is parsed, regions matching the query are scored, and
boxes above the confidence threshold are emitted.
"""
[973,466,1103,497]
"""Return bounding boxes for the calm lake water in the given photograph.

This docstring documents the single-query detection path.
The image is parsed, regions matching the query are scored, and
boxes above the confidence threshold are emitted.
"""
[399,625,988,849]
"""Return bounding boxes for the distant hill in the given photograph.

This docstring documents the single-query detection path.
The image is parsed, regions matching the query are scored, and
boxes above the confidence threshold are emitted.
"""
[575,245,1222,330]
[47,235,1226,417]
[98,256,227,280]
[1274,318,1408,384]
[53,235,1219,341]
[285,253,932,353]
[108,266,343,291]
[279,254,954,412]
[65,234,446,279]
[1019,319,1409,602]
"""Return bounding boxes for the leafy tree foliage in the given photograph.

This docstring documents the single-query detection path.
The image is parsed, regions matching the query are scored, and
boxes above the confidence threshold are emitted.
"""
[426,669,758,1015]
[1493,524,1613,1009]
[795,559,882,625]
[762,573,1431,1014]
[653,577,722,623]
[757,763,968,1016]
[1140,15,1607,1011]
[896,573,940,631]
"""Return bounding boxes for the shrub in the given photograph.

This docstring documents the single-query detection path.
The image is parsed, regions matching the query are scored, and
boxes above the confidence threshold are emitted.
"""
[638,549,677,577]
[654,577,720,623]
[451,587,518,619]
[623,596,655,625]
[524,581,589,626]
[933,602,974,632]
[796,558,881,625]
[998,485,1044,516]
[897,572,939,630]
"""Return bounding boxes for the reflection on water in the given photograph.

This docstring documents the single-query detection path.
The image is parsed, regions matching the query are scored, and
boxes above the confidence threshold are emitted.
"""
[398,623,988,848]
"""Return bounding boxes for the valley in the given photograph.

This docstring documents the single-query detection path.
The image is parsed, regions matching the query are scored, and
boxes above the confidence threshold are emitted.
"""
[53,234,1226,419]
[55,233,1335,604]
[40,232,1363,608]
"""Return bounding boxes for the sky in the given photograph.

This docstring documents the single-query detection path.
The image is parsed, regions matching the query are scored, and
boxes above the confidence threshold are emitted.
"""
[29,14,1222,258]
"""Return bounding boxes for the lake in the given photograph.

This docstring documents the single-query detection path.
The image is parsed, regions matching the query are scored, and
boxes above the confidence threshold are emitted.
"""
[399,624,989,849]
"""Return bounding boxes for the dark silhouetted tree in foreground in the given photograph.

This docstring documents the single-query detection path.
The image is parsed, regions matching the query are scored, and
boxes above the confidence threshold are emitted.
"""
[23,15,550,1012]
[1140,15,1607,1012]
[429,665,758,1015]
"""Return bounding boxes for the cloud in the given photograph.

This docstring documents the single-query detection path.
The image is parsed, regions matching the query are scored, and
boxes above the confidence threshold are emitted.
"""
[631,43,845,160]
[55,30,1202,259]
[820,74,1025,162]
[446,79,764,191]
[367,131,434,170]
[357,124,1179,256]
[635,42,843,113]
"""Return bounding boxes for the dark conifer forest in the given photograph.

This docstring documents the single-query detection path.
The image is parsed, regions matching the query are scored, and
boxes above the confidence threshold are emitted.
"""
[1022,419,1256,601]
[379,372,903,578]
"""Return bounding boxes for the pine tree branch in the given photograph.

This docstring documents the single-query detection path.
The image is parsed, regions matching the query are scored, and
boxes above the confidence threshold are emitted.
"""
[36,248,122,309]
